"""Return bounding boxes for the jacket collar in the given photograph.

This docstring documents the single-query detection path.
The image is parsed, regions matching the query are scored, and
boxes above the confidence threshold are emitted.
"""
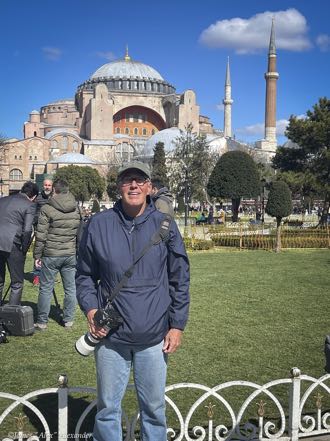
[113,199,156,227]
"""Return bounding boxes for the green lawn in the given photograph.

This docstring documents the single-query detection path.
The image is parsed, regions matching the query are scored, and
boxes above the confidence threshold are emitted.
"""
[1,249,329,437]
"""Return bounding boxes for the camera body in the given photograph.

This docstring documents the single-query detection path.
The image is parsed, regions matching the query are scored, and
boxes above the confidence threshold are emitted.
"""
[75,303,123,356]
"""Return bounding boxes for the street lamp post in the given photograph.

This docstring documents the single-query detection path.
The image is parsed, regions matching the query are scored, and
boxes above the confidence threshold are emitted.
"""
[184,166,189,227]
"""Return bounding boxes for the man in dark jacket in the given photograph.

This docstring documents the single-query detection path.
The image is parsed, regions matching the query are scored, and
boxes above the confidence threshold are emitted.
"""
[32,177,53,286]
[33,179,80,330]
[0,181,39,305]
[76,161,190,441]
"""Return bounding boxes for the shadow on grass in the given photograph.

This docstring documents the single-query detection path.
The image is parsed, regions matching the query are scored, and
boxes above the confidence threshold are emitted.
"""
[22,300,63,325]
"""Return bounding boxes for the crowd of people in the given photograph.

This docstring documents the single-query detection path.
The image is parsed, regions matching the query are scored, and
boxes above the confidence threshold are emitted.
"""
[0,161,190,441]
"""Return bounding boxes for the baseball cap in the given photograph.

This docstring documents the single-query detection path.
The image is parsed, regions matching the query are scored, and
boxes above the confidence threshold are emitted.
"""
[118,161,151,179]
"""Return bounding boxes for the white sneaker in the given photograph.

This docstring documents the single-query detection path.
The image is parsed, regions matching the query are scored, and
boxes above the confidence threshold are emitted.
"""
[34,323,47,331]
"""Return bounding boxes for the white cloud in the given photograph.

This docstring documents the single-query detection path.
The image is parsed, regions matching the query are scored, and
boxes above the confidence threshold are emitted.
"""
[216,103,224,111]
[316,34,330,52]
[199,8,312,54]
[236,115,306,137]
[42,47,62,61]
[276,119,289,136]
[95,51,116,61]
[236,122,264,136]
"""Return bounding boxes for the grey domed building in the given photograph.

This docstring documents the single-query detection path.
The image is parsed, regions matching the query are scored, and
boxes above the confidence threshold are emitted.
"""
[2,21,279,195]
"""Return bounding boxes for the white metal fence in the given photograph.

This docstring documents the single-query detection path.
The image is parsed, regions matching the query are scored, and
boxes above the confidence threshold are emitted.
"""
[1,368,330,441]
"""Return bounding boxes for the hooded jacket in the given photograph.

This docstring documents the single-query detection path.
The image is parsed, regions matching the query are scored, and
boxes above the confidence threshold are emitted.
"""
[76,200,190,346]
[152,187,174,217]
[33,192,80,258]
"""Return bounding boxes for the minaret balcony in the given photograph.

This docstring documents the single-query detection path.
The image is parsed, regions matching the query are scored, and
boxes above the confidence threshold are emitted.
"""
[264,72,279,79]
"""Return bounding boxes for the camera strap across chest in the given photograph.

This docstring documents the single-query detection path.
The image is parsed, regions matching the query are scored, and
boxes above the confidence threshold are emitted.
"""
[105,214,172,303]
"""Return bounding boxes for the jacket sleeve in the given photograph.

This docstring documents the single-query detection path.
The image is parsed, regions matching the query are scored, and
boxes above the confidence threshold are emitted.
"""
[33,206,50,259]
[166,222,190,330]
[21,202,37,254]
[75,220,100,314]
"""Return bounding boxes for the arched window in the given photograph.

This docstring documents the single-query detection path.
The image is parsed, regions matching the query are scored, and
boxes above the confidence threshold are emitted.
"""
[142,128,147,136]
[10,169,23,181]
[62,136,68,150]
[34,156,37,160]
[151,129,155,135]
[125,127,130,135]
[33,131,37,137]
[116,127,121,134]
[134,128,138,135]
[29,155,32,160]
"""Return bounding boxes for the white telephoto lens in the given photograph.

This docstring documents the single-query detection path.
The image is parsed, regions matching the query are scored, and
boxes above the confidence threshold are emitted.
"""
[75,332,100,357]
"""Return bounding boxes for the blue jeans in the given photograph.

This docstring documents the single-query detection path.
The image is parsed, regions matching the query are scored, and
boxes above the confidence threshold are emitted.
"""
[94,340,168,441]
[37,255,77,324]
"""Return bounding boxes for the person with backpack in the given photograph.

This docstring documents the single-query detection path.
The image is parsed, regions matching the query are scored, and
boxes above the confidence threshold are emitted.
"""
[151,178,175,218]
[76,161,190,441]
[33,179,80,330]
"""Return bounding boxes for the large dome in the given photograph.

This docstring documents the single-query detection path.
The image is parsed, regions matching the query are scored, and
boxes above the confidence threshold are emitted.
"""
[91,58,164,81]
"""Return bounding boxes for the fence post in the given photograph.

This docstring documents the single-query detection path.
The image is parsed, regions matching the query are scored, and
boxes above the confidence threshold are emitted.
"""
[288,367,301,441]
[57,374,69,440]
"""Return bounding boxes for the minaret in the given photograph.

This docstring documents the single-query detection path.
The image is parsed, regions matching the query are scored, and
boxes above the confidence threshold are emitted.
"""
[264,18,279,148]
[223,57,233,138]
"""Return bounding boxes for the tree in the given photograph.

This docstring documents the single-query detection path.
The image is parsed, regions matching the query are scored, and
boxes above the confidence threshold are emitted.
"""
[207,150,260,222]
[151,142,168,186]
[276,170,321,213]
[106,166,120,202]
[266,181,292,253]
[172,124,215,206]
[54,165,105,205]
[273,97,330,224]
[0,134,9,179]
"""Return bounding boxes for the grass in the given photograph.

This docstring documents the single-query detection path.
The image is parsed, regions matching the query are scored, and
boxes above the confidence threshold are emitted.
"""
[0,248,329,438]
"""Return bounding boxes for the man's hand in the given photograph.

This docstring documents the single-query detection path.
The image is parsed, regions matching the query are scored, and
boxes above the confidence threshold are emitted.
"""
[87,309,108,339]
[35,258,42,268]
[163,328,183,354]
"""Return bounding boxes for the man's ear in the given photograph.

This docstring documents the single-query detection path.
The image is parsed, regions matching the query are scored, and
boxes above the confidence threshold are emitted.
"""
[146,181,152,195]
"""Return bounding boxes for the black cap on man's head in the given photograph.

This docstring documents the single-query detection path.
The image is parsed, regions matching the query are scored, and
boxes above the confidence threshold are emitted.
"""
[118,161,151,179]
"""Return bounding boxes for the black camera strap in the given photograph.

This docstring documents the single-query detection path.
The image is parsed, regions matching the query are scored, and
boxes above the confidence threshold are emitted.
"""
[104,214,172,304]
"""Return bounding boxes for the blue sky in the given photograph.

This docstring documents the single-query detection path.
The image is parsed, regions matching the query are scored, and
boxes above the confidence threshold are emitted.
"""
[1,0,329,145]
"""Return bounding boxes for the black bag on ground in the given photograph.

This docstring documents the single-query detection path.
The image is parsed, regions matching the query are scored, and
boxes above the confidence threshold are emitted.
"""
[324,335,330,373]
[0,305,34,336]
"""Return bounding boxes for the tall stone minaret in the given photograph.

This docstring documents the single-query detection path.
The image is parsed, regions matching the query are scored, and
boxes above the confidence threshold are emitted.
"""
[223,57,233,138]
[264,18,279,149]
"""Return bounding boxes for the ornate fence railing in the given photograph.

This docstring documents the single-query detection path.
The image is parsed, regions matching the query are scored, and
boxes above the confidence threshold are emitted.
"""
[1,368,330,441]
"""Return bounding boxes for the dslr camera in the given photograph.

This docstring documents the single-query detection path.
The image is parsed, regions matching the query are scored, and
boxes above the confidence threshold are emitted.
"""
[75,303,123,356]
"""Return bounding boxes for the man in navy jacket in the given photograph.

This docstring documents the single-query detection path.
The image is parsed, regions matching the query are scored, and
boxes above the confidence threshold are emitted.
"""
[76,161,190,441]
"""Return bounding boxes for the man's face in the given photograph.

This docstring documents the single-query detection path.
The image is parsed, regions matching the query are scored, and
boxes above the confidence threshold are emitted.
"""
[118,170,151,213]
[43,180,53,195]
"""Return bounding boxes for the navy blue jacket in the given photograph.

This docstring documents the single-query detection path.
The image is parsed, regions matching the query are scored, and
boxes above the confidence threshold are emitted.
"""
[76,200,190,346]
